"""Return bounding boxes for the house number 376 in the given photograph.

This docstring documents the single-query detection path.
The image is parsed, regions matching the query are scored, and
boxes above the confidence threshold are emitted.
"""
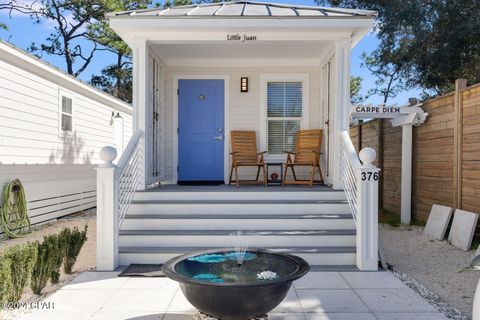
[361,172,379,181]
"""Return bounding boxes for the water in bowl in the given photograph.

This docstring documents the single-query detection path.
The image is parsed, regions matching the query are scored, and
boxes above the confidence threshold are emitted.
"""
[175,251,299,284]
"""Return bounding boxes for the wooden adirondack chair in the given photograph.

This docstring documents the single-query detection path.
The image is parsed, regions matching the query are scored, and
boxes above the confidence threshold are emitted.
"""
[282,129,324,187]
[229,131,267,187]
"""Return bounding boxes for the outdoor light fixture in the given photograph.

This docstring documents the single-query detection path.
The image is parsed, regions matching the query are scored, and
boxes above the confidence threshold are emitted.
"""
[241,77,248,92]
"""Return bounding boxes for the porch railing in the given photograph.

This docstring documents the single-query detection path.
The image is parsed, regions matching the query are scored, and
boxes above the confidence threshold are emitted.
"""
[117,130,144,226]
[96,130,144,271]
[340,131,379,271]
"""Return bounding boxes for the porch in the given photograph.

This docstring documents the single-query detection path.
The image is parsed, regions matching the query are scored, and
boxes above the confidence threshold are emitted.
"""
[106,1,377,189]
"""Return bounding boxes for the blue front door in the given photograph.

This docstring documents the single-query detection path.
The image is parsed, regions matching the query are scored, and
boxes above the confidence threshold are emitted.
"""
[178,79,225,181]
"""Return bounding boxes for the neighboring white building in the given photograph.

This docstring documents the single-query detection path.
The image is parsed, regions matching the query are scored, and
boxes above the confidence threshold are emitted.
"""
[0,40,133,225]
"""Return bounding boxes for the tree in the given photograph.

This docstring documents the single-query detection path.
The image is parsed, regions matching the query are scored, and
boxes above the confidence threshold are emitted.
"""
[317,0,480,95]
[0,2,15,30]
[361,51,408,104]
[350,76,363,104]
[88,0,151,102]
[10,0,113,77]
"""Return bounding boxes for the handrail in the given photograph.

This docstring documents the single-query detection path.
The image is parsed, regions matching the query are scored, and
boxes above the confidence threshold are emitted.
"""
[96,129,144,271]
[117,130,144,226]
[117,130,143,174]
[340,131,361,223]
[340,130,379,271]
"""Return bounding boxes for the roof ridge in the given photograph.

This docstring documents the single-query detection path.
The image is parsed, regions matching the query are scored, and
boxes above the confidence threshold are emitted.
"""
[106,1,377,18]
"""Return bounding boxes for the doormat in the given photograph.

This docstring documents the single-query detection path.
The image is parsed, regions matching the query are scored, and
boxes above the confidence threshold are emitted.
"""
[118,264,165,277]
[177,181,224,186]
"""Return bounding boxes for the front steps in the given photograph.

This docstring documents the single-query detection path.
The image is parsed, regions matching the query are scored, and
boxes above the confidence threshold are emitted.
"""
[118,188,357,267]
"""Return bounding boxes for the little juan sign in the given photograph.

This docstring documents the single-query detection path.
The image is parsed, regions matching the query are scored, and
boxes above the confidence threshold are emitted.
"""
[227,34,257,42]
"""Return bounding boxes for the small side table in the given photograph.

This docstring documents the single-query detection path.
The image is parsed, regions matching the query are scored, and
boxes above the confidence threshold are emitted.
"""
[266,162,284,186]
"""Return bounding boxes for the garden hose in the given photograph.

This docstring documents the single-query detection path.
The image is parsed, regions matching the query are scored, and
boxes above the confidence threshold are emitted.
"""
[1,179,32,238]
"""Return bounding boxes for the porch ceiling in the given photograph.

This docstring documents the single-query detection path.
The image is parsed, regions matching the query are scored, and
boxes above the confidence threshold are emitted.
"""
[151,40,333,67]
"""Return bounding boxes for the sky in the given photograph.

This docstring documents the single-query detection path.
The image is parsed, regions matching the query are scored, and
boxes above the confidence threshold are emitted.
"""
[0,0,421,105]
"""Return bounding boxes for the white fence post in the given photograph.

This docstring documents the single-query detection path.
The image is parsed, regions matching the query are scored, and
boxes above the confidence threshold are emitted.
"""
[357,147,379,271]
[96,146,119,271]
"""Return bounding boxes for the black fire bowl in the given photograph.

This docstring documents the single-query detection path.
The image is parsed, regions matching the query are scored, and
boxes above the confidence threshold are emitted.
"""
[162,248,310,320]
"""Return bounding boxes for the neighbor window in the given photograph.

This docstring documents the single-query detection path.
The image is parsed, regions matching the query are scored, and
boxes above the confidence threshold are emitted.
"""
[267,82,303,154]
[60,94,73,133]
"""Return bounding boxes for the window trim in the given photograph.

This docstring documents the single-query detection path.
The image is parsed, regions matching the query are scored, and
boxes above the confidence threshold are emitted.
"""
[58,89,75,136]
[259,73,309,160]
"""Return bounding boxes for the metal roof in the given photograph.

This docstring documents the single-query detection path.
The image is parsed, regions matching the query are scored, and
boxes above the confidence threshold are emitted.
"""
[107,1,377,18]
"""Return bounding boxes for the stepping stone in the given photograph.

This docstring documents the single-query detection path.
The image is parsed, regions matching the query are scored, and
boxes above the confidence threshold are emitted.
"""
[424,204,454,240]
[448,209,479,251]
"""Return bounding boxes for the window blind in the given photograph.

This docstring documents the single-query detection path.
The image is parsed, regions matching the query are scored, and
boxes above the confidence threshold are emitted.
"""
[267,82,302,154]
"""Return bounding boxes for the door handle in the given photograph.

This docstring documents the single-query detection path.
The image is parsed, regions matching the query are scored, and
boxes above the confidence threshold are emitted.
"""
[214,135,224,141]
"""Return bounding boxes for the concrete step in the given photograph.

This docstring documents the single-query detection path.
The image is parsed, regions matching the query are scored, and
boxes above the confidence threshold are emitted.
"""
[127,200,349,215]
[118,229,356,247]
[121,213,355,230]
[133,190,347,201]
[118,246,357,266]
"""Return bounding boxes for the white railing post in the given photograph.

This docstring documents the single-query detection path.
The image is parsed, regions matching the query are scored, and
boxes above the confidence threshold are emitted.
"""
[96,146,119,271]
[357,147,379,271]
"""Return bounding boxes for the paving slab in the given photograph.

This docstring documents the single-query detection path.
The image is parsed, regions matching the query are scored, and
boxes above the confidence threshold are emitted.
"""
[120,277,178,289]
[340,271,407,289]
[424,205,454,240]
[19,311,94,320]
[294,272,350,290]
[268,313,306,320]
[90,310,164,320]
[162,314,197,320]
[272,290,304,313]
[305,313,376,320]
[448,209,479,251]
[374,312,450,320]
[355,288,437,313]
[297,289,369,313]
[41,288,118,313]
[167,289,198,313]
[101,288,177,312]
[64,272,127,290]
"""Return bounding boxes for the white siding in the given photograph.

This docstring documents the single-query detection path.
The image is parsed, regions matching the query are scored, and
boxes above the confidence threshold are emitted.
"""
[162,66,324,182]
[0,43,133,225]
[0,59,133,165]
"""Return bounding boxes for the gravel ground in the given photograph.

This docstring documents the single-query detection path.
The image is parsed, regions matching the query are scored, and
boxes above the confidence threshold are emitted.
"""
[379,223,479,319]
[0,209,96,320]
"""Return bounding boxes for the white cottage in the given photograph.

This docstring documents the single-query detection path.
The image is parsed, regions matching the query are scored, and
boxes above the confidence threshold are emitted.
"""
[97,1,380,271]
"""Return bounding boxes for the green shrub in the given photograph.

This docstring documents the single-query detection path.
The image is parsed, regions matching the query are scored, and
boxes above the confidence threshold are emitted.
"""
[2,243,37,303]
[0,257,13,306]
[60,225,88,274]
[49,234,64,284]
[30,234,63,294]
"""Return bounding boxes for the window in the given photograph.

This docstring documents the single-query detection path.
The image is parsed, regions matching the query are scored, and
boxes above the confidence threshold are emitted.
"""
[59,93,73,134]
[266,82,303,154]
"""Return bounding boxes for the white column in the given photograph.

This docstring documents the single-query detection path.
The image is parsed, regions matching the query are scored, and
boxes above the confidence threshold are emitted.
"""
[96,146,119,271]
[131,39,149,190]
[332,38,352,189]
[401,124,413,224]
[357,147,379,271]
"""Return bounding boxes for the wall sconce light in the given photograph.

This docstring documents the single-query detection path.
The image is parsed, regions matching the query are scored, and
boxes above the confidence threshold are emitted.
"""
[241,77,248,92]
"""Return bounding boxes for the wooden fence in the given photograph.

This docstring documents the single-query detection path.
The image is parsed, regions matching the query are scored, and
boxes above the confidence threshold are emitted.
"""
[350,80,480,223]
